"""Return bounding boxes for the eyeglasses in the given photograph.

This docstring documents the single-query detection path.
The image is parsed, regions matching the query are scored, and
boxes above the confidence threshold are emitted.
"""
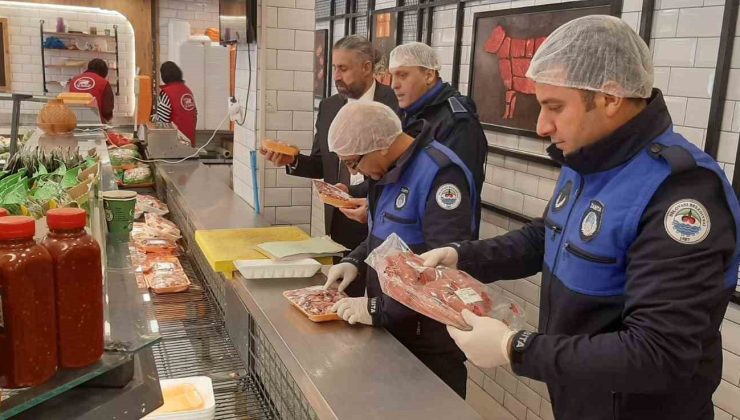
[342,155,363,171]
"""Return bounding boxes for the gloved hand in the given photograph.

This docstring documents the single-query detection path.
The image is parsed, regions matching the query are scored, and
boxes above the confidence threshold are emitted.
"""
[323,262,359,292]
[332,297,373,325]
[420,246,459,268]
[447,309,517,368]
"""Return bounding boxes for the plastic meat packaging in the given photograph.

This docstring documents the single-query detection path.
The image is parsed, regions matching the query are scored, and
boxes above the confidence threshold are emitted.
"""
[145,213,181,240]
[145,258,190,294]
[283,285,347,322]
[135,195,169,218]
[365,233,524,331]
[140,238,179,255]
[122,165,153,186]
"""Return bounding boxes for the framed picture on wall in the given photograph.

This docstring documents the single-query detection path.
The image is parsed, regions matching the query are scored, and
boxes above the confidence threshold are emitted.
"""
[0,18,10,92]
[469,0,622,137]
[372,10,398,86]
[314,29,328,99]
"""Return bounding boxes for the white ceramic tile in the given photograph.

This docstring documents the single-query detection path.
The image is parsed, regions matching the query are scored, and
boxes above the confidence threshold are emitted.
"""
[292,188,312,206]
[540,400,555,420]
[501,188,525,214]
[504,392,528,420]
[515,277,541,305]
[713,379,740,417]
[516,382,542,414]
[265,28,295,50]
[676,6,724,38]
[695,38,720,68]
[466,380,517,420]
[514,172,540,197]
[264,188,292,207]
[277,50,313,72]
[483,375,506,404]
[621,12,640,34]
[527,410,543,420]
[724,320,740,355]
[523,196,547,219]
[492,166,517,189]
[622,0,643,12]
[504,156,529,173]
[528,380,549,401]
[723,349,740,386]
[653,67,671,92]
[495,366,519,394]
[660,0,703,7]
[525,302,540,329]
[537,178,556,201]
[664,96,688,125]
[294,30,315,52]
[715,406,732,420]
[277,91,314,112]
[653,9,679,38]
[726,70,740,101]
[275,171,312,188]
[667,67,715,98]
[467,361,485,387]
[275,206,311,224]
[653,38,697,67]
[717,131,739,165]
[674,126,705,149]
[684,98,711,128]
[294,71,313,92]
[266,70,295,91]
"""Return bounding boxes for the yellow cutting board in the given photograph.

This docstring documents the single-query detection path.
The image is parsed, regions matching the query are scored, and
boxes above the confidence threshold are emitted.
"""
[195,226,333,278]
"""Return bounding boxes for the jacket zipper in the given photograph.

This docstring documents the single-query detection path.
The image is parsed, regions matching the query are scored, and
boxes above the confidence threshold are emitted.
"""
[564,243,617,264]
[544,216,563,240]
[545,174,584,333]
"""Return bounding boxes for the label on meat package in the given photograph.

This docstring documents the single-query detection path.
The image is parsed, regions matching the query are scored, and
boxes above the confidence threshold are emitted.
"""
[454,287,483,305]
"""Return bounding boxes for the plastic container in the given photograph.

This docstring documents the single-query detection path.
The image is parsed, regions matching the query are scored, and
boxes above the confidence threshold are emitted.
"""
[144,376,215,419]
[42,208,104,368]
[0,216,57,388]
[235,258,322,279]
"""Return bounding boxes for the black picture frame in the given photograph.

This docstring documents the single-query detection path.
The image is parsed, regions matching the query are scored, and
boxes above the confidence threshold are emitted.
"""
[314,29,329,99]
[468,0,622,138]
[371,9,399,86]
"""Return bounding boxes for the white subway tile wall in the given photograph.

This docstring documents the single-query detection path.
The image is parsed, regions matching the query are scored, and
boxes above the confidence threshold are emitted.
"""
[0,4,135,115]
[158,0,219,64]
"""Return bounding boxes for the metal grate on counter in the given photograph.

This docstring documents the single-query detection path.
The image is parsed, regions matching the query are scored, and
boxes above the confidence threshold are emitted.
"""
[149,255,278,420]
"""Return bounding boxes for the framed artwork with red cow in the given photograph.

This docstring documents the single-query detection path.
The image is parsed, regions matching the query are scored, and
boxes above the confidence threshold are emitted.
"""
[469,0,622,138]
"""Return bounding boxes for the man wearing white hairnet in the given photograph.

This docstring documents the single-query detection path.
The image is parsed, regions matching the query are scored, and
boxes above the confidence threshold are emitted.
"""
[422,15,740,419]
[386,42,487,232]
[323,100,480,398]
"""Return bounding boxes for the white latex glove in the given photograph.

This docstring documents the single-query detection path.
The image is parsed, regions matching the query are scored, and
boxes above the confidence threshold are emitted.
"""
[420,246,459,268]
[332,297,372,325]
[447,309,517,369]
[323,262,359,292]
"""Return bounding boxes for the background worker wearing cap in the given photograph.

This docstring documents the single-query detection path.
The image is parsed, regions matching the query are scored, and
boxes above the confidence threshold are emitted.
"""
[323,101,480,398]
[421,15,740,419]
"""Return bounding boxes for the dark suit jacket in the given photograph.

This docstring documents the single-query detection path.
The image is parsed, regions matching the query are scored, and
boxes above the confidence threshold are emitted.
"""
[287,83,398,251]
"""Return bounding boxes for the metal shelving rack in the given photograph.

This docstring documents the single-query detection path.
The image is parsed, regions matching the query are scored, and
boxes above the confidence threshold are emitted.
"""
[148,234,279,419]
[39,20,120,95]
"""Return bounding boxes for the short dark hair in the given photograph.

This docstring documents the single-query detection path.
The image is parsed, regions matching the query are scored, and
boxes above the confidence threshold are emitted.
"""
[87,59,108,78]
[334,35,377,65]
[160,61,184,84]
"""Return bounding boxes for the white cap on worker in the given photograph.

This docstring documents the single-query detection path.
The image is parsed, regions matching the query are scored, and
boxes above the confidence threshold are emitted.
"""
[328,101,403,156]
[388,42,441,72]
[526,15,653,98]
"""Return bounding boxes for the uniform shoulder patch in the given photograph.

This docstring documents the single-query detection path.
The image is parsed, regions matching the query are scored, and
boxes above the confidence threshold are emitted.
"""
[435,183,462,210]
[664,199,711,244]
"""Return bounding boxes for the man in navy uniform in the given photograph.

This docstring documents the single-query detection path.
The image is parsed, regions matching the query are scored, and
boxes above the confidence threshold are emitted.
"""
[422,16,740,419]
[323,101,480,398]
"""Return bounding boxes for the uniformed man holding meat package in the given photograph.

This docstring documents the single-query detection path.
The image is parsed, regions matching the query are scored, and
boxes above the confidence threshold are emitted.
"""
[422,16,740,419]
[322,101,480,398]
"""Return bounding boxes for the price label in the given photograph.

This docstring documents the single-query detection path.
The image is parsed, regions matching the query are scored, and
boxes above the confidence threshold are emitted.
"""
[455,287,483,305]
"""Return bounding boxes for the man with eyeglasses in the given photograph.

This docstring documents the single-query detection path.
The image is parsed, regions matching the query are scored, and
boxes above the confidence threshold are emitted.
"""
[260,36,398,296]
[322,100,481,398]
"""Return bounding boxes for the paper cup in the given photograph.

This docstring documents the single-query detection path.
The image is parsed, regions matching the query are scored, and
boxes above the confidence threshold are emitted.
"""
[102,190,137,241]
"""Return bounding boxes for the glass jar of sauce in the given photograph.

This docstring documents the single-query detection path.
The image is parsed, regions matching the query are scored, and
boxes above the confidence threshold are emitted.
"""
[43,208,103,368]
[0,216,57,388]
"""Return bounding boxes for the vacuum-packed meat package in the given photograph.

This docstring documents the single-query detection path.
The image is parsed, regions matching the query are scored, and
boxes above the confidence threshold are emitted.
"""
[145,213,181,240]
[366,233,524,331]
[283,285,347,322]
[140,238,179,255]
[135,195,169,217]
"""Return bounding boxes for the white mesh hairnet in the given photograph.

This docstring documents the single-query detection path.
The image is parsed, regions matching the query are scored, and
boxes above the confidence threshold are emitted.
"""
[388,42,441,71]
[526,15,653,98]
[328,101,403,156]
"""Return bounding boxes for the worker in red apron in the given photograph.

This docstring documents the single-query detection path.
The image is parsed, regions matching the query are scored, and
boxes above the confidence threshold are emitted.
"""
[152,61,198,146]
[69,59,114,123]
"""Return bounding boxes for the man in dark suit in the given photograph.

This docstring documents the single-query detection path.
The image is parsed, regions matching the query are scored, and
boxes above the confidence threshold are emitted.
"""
[261,35,398,293]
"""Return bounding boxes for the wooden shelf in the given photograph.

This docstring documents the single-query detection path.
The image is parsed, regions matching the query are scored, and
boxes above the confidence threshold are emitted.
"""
[44,31,115,40]
[43,48,116,55]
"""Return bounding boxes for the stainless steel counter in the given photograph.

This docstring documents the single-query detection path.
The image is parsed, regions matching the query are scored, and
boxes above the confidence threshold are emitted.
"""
[155,161,483,420]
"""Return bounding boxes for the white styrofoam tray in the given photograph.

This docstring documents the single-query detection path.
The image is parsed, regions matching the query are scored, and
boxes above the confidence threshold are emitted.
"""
[144,376,215,420]
[235,258,322,279]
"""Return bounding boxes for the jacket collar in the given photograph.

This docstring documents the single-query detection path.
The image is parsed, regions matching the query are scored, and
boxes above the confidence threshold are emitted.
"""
[403,80,445,115]
[547,89,672,174]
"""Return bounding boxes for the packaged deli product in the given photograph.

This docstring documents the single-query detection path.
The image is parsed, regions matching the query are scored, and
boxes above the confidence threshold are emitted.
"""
[365,233,524,331]
[144,213,181,240]
[283,285,347,322]
[140,238,179,255]
[135,195,169,217]
[261,138,300,156]
[146,269,190,294]
[312,180,356,208]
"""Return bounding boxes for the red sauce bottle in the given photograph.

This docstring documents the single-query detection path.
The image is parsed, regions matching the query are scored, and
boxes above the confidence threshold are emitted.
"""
[43,208,104,368]
[0,216,57,388]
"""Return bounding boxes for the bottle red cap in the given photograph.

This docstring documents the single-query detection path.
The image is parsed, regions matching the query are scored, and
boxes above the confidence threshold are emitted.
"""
[0,216,36,240]
[47,208,87,230]
[0,208,9,217]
